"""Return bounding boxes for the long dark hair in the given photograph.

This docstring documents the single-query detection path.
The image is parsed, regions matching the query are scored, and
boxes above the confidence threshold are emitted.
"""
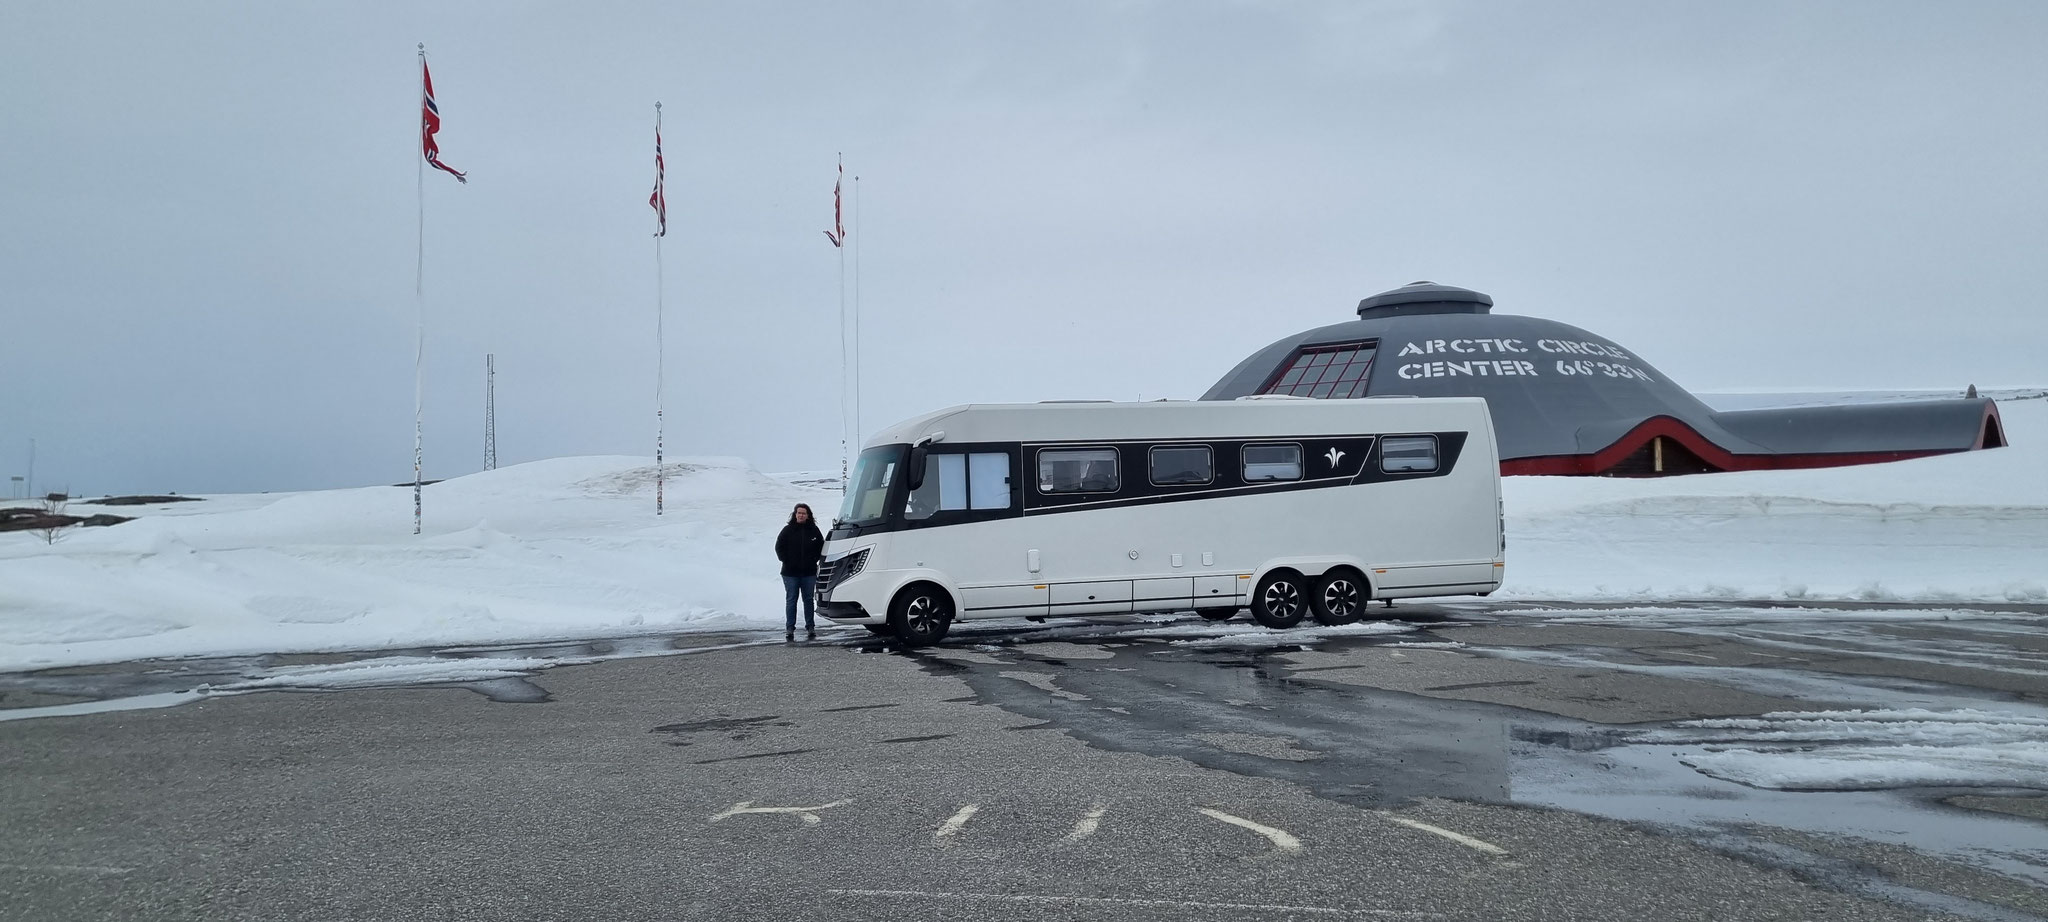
[786,503,817,527]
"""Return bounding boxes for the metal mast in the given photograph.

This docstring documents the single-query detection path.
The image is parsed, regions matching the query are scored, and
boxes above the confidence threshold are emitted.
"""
[483,353,497,471]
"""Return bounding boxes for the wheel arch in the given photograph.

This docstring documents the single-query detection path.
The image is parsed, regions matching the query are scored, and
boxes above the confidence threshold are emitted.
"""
[867,570,963,618]
[1247,556,1370,590]
[887,577,962,619]
[1321,563,1375,599]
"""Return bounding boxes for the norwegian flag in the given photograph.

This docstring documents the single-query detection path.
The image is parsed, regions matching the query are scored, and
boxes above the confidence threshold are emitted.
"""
[822,158,844,247]
[650,112,666,237]
[420,58,466,183]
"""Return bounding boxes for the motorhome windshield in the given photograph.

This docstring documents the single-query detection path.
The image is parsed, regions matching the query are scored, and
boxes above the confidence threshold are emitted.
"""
[835,445,906,528]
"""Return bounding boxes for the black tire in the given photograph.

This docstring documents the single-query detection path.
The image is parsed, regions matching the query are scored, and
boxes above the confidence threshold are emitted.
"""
[863,624,893,636]
[1249,572,1309,629]
[888,584,954,647]
[1313,569,1368,625]
[1197,608,1239,622]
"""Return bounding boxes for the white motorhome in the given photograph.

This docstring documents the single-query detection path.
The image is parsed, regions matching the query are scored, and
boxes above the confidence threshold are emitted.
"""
[818,397,1504,645]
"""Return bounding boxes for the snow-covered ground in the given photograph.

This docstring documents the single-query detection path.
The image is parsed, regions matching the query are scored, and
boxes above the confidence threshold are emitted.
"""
[0,456,830,672]
[1,390,2041,675]
[1507,389,2048,604]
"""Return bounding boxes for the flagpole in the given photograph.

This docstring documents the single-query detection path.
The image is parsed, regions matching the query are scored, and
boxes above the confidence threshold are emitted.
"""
[653,102,666,516]
[836,154,848,492]
[853,173,861,457]
[414,43,427,537]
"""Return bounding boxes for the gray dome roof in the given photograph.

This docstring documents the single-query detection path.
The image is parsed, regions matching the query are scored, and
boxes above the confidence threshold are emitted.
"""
[1203,283,2005,474]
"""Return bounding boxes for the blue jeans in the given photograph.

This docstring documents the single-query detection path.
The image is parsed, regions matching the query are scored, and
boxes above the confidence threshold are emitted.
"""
[782,575,817,632]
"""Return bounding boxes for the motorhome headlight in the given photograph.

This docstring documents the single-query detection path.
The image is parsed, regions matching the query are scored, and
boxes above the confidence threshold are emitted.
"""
[818,547,871,596]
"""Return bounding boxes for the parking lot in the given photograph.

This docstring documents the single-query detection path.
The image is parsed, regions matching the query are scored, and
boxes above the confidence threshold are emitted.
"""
[3,601,2044,921]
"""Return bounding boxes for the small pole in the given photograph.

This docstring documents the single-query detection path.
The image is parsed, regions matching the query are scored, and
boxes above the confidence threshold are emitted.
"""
[483,353,497,471]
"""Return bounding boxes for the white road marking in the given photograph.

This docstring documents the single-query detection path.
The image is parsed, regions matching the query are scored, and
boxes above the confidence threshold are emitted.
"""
[1065,804,1107,841]
[1197,807,1305,855]
[1660,649,1719,661]
[708,800,851,826]
[826,889,1434,917]
[1379,814,1509,856]
[0,691,201,724]
[936,804,980,839]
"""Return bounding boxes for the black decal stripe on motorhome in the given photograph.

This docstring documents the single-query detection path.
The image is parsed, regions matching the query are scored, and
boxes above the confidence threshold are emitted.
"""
[1019,432,1466,517]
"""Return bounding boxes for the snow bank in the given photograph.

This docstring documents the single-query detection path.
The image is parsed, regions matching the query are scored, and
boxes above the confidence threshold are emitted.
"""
[2,393,2041,672]
[0,456,832,671]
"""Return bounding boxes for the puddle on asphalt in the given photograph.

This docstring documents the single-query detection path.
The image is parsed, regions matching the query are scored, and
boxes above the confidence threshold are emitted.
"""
[900,616,2048,902]
[458,676,552,704]
[913,627,1517,807]
[1511,732,2048,887]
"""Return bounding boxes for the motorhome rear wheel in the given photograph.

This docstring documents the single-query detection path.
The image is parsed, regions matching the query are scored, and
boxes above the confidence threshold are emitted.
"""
[1313,568,1368,625]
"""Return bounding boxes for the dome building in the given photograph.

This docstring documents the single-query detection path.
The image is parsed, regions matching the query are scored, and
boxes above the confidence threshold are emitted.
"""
[1201,281,2006,476]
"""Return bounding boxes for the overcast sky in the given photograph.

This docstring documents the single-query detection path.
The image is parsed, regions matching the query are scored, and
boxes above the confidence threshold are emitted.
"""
[4,1,2043,497]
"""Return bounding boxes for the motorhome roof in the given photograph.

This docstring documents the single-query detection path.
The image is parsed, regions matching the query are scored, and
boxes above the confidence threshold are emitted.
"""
[861,397,1491,449]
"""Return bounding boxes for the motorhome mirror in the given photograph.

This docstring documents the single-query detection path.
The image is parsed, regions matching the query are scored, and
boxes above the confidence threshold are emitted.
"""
[907,444,928,490]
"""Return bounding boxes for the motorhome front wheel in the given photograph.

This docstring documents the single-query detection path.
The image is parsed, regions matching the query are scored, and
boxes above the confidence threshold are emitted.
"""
[889,584,954,647]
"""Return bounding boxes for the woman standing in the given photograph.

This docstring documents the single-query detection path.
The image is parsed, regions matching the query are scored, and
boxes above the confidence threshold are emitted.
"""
[774,503,826,640]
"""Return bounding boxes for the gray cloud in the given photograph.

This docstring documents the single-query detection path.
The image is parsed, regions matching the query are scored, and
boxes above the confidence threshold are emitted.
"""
[3,1,2041,496]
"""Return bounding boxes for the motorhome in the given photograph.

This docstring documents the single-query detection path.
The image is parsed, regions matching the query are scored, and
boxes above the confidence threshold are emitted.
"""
[817,397,1504,645]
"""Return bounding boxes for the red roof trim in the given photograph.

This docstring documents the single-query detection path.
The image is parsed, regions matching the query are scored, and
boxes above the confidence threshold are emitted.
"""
[1974,400,2007,450]
[1499,415,1964,476]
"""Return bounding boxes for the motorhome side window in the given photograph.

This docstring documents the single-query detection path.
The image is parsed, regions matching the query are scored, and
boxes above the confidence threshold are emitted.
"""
[1038,448,1119,494]
[906,452,1013,520]
[1381,436,1440,473]
[1243,443,1303,481]
[1149,445,1213,485]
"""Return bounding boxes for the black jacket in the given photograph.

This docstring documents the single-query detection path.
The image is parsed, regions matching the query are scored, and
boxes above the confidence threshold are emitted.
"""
[775,521,826,577]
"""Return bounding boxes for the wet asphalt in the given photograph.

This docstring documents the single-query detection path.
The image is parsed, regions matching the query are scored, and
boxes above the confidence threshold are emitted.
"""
[2,601,2045,922]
